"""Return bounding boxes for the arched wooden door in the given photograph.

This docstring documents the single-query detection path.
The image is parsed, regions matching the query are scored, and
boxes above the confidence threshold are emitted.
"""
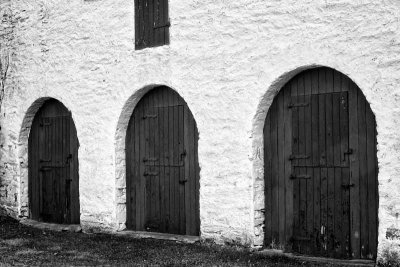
[264,68,378,259]
[126,86,200,236]
[29,99,80,224]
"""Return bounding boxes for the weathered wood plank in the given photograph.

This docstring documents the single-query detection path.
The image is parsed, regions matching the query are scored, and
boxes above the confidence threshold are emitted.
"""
[264,111,272,246]
[334,167,342,258]
[291,77,299,249]
[366,103,377,259]
[349,81,361,259]
[277,89,286,245]
[358,92,368,259]
[284,83,293,249]
[270,98,279,243]
[341,167,351,258]
[327,167,335,257]
[163,0,169,44]
[193,113,200,235]
[178,105,185,234]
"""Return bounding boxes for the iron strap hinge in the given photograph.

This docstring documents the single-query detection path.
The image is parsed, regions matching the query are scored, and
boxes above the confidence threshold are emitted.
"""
[179,179,188,185]
[289,154,310,160]
[153,20,171,29]
[144,171,159,177]
[289,174,311,180]
[142,114,157,119]
[288,102,309,109]
[341,183,355,189]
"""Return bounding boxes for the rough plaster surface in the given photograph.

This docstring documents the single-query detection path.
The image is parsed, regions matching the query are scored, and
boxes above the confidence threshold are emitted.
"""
[1,0,400,262]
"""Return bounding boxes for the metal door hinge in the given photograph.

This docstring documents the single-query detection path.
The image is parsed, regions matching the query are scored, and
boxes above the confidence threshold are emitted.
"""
[289,154,310,160]
[341,183,355,189]
[143,157,158,163]
[290,174,311,180]
[142,114,157,119]
[144,171,158,177]
[179,179,188,184]
[288,102,309,109]
[154,19,171,29]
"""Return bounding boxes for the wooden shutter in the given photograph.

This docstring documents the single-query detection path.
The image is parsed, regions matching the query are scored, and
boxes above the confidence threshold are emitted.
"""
[135,0,170,50]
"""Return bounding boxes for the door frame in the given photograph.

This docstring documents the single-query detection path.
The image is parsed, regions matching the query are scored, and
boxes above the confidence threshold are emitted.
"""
[251,66,379,257]
[18,97,80,223]
[115,85,201,235]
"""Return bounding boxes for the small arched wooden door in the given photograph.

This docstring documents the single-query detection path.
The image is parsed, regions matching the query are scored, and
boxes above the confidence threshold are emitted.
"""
[264,68,378,259]
[126,86,200,236]
[29,99,80,224]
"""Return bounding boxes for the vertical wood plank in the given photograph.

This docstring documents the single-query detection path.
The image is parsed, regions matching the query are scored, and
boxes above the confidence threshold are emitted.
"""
[139,96,147,230]
[332,93,341,166]
[264,112,272,246]
[358,92,368,259]
[178,105,185,234]
[135,0,140,48]
[318,94,326,167]
[270,98,279,243]
[342,167,351,258]
[334,166,342,258]
[183,99,190,235]
[154,0,162,45]
[291,77,299,248]
[133,99,142,230]
[158,92,166,232]
[159,0,165,45]
[326,68,334,94]
[318,92,328,256]
[193,113,200,235]
[162,90,170,232]
[284,83,293,249]
[349,81,361,259]
[318,68,327,94]
[277,89,286,245]
[313,167,321,255]
[326,93,333,166]
[333,70,341,93]
[188,107,196,235]
[297,75,307,251]
[304,105,313,256]
[327,167,335,257]
[366,104,378,259]
[148,0,154,47]
[163,0,169,44]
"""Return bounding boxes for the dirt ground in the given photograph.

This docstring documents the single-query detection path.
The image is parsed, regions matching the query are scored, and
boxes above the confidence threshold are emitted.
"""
[0,215,355,266]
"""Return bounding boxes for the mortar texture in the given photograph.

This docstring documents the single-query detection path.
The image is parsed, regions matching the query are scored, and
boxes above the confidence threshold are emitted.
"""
[1,0,400,263]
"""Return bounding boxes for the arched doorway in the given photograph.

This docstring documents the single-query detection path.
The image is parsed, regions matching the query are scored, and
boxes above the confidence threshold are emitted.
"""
[28,99,80,224]
[264,67,378,259]
[126,86,200,236]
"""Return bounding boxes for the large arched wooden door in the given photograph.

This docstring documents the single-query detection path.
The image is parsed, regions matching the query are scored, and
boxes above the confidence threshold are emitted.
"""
[29,99,80,224]
[126,86,200,236]
[264,68,378,259]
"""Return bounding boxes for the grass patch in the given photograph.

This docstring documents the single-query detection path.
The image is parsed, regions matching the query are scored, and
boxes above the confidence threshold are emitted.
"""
[0,216,347,266]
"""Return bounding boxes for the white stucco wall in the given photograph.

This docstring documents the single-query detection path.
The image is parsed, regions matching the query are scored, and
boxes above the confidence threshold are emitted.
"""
[1,0,400,262]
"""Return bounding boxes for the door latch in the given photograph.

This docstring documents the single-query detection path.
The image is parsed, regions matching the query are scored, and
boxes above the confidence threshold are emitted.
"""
[179,179,188,185]
[343,149,353,161]
[66,154,72,164]
[341,183,355,189]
